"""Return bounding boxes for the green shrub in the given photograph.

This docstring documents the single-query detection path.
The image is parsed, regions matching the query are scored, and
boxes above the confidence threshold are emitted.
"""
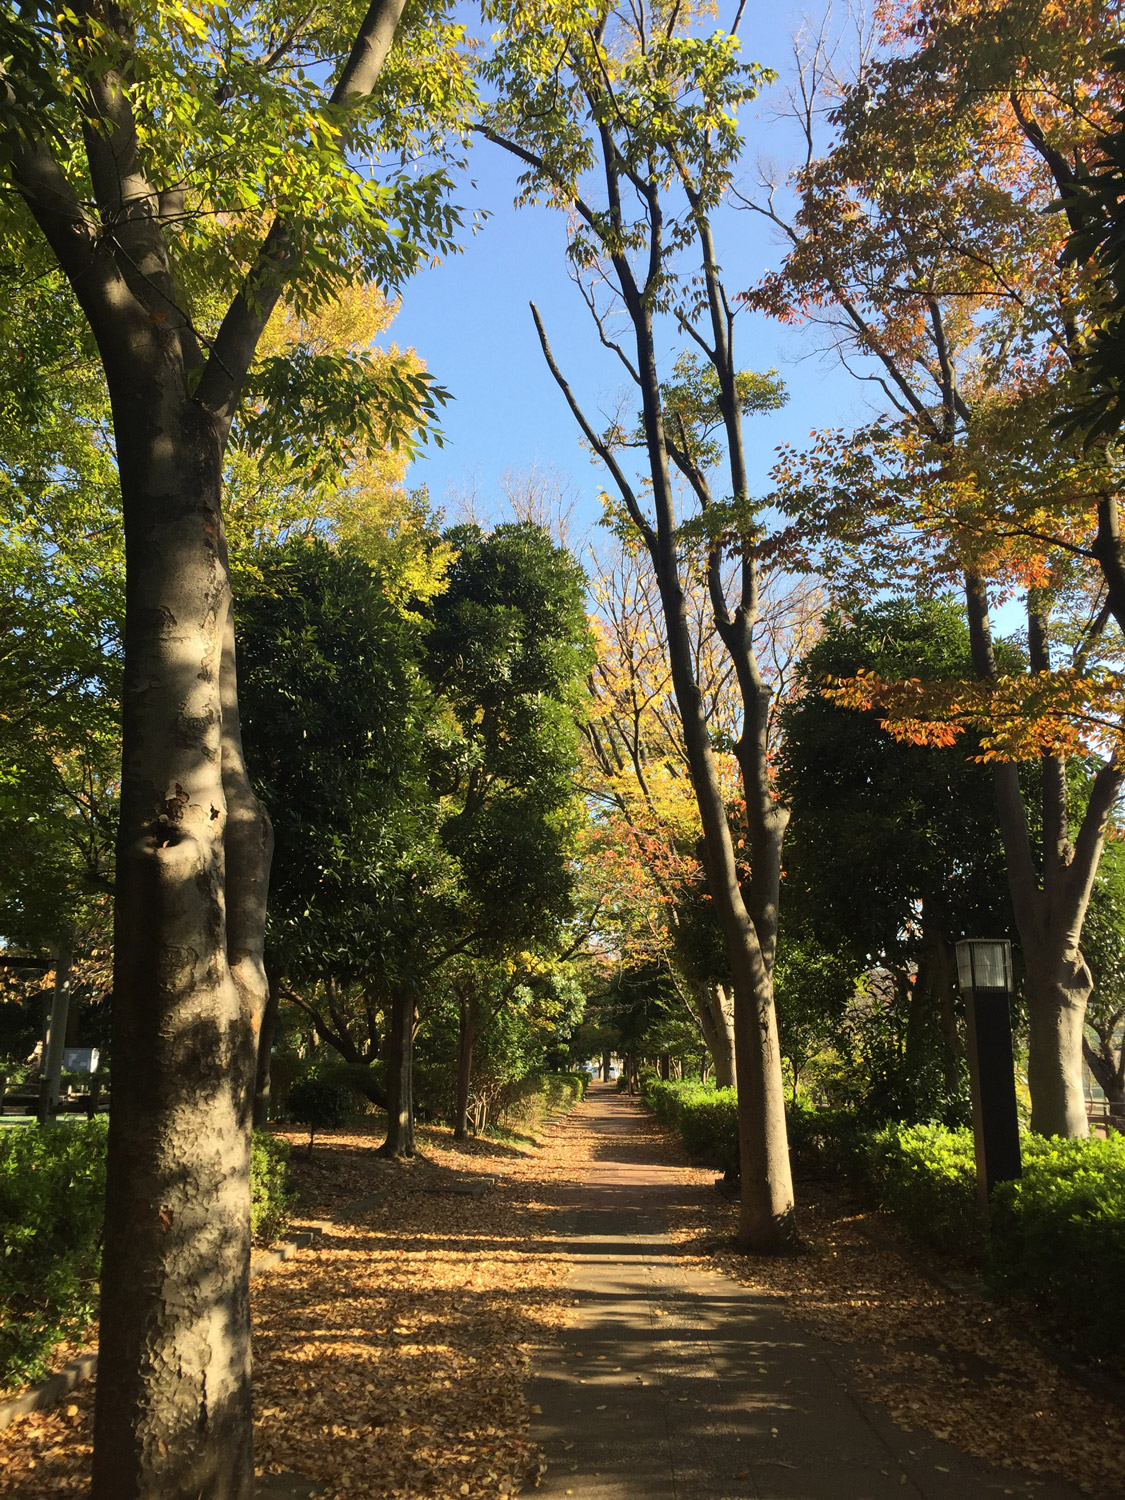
[497,1071,587,1132]
[860,1123,983,1259]
[0,1119,107,1389]
[553,1070,590,1101]
[645,1079,739,1174]
[286,1077,354,1152]
[250,1131,294,1245]
[0,1121,292,1393]
[990,1134,1125,1355]
[784,1097,865,1175]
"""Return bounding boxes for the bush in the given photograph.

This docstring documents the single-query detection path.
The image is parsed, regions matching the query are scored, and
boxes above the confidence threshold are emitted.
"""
[645,1079,739,1175]
[860,1123,982,1259]
[0,1121,293,1392]
[0,1119,107,1389]
[553,1070,590,1101]
[251,1131,294,1245]
[990,1134,1125,1355]
[488,1071,588,1136]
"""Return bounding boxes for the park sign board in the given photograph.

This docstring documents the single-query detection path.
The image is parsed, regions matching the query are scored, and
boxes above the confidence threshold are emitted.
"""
[62,1048,99,1075]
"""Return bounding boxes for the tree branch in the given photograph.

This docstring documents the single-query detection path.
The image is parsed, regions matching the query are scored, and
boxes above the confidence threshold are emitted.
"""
[530,301,656,551]
[195,0,408,436]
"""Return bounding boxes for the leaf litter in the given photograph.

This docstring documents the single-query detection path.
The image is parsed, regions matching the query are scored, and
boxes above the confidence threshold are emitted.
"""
[2,1104,1124,1498]
[681,1178,1125,1499]
[0,1118,581,1499]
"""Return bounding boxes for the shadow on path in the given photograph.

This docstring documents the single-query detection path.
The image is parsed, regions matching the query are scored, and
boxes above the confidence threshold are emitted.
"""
[530,1083,1084,1500]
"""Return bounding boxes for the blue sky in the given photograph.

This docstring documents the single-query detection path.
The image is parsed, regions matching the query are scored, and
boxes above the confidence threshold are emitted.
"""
[389,3,877,532]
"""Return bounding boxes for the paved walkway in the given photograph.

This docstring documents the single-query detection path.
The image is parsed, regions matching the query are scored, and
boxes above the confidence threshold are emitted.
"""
[530,1084,1083,1500]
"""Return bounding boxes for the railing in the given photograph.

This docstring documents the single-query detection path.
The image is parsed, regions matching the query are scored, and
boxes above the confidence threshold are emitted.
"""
[1086,1100,1125,1136]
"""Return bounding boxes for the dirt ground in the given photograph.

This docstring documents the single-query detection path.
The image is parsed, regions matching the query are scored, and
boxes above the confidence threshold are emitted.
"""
[1,1103,1124,1498]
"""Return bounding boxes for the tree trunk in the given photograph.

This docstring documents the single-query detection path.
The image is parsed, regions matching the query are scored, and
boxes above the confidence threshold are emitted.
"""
[252,961,281,1129]
[453,991,478,1141]
[601,1052,611,1082]
[1027,957,1093,1137]
[92,413,272,1500]
[38,944,72,1124]
[1083,1027,1125,1105]
[693,981,737,1088]
[964,572,1118,1141]
[380,989,415,1158]
[529,177,795,1252]
[659,1052,671,1081]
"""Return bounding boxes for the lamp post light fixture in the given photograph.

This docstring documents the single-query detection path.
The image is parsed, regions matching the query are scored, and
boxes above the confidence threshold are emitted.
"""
[956,938,1022,1204]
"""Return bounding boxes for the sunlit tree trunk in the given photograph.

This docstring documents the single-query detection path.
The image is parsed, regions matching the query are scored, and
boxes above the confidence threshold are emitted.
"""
[453,987,479,1141]
[380,988,416,1158]
[966,573,1120,1137]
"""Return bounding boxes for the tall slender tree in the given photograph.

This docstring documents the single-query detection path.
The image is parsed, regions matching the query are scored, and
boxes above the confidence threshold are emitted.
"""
[1,2,468,1493]
[481,0,800,1249]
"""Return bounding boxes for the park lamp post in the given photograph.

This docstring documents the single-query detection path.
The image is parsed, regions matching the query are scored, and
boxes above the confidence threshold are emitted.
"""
[956,938,1022,1204]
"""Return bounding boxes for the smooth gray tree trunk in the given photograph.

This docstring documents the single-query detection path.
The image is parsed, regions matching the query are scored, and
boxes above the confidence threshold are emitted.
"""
[380,990,415,1158]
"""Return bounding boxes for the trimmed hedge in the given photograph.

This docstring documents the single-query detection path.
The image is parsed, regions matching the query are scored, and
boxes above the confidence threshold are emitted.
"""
[499,1070,588,1133]
[646,1080,738,1174]
[643,1077,1125,1358]
[992,1135,1125,1356]
[0,1122,293,1391]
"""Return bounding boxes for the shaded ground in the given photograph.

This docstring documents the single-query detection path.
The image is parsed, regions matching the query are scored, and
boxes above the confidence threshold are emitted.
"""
[530,1087,1123,1500]
[1,1090,1123,1498]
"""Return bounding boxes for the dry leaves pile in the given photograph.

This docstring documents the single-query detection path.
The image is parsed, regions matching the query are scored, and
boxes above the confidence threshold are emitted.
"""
[3,1099,1125,1500]
[0,1116,589,1499]
[696,1183,1125,1499]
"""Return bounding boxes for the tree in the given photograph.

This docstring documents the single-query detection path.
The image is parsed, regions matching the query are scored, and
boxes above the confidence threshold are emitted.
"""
[582,540,742,1085]
[779,598,1013,1121]
[235,537,441,1124]
[404,520,594,1154]
[1,2,468,1492]
[481,0,805,1250]
[0,273,120,983]
[747,1,1124,1136]
[1079,840,1125,1110]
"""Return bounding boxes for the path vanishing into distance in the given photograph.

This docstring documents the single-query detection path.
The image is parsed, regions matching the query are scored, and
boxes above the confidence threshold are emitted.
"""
[2,1083,1118,1500]
[532,1083,1086,1500]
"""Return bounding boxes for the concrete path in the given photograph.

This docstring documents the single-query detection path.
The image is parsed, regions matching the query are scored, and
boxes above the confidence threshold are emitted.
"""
[530,1084,1083,1500]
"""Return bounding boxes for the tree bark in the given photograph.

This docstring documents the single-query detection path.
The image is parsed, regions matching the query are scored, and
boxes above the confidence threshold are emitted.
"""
[252,961,281,1130]
[453,989,478,1141]
[380,989,415,1158]
[93,414,272,1500]
[1027,956,1094,1136]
